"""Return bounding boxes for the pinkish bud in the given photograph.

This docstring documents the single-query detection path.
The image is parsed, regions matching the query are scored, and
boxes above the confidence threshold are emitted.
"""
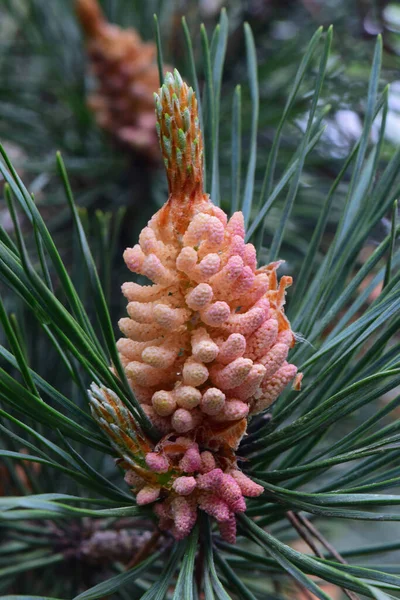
[154,500,170,520]
[139,226,161,254]
[252,361,298,415]
[176,246,198,274]
[121,281,164,302]
[201,388,226,415]
[152,390,176,416]
[210,358,253,390]
[179,446,202,473]
[182,358,209,387]
[171,497,198,539]
[201,301,231,327]
[203,216,225,247]
[259,342,290,378]
[136,485,161,505]
[191,328,219,363]
[123,245,144,272]
[232,266,256,297]
[226,212,245,238]
[218,513,237,543]
[196,468,224,491]
[212,205,228,227]
[127,301,154,323]
[218,474,246,512]
[217,333,247,365]
[145,452,170,473]
[171,408,197,433]
[153,304,189,329]
[198,493,230,522]
[186,284,213,310]
[243,243,257,270]
[183,213,224,247]
[174,385,202,410]
[172,476,197,496]
[200,451,216,473]
[125,361,169,387]
[224,299,269,336]
[119,318,163,342]
[142,343,178,369]
[210,256,244,295]
[141,254,174,286]
[229,470,264,497]
[210,399,249,422]
[198,254,221,278]
[229,364,266,401]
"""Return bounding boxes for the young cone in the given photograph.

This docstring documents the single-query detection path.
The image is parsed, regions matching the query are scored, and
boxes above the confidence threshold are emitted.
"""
[119,69,299,451]
[76,0,161,158]
[92,70,301,543]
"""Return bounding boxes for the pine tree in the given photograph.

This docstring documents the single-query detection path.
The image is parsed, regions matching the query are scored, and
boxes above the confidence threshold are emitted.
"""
[0,11,399,600]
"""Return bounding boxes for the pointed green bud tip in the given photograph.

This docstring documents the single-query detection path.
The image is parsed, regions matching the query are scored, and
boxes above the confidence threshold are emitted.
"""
[155,98,162,118]
[183,108,191,132]
[164,72,175,86]
[174,69,183,90]
[178,129,186,150]
[156,69,204,192]
[161,84,171,105]
[162,135,172,158]
[172,92,179,107]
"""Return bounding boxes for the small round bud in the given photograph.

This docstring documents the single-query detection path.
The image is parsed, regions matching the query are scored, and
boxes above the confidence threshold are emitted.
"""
[176,247,197,273]
[198,253,221,277]
[201,388,225,415]
[179,446,202,472]
[221,400,249,421]
[145,452,170,473]
[174,385,202,409]
[172,476,197,496]
[171,408,196,433]
[186,283,213,310]
[142,345,176,369]
[182,359,209,387]
[152,390,176,416]
[201,301,230,327]
[217,333,246,364]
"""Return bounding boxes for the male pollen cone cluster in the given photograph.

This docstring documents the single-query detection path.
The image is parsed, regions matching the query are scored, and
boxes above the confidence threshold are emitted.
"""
[90,70,301,543]
[76,0,161,158]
